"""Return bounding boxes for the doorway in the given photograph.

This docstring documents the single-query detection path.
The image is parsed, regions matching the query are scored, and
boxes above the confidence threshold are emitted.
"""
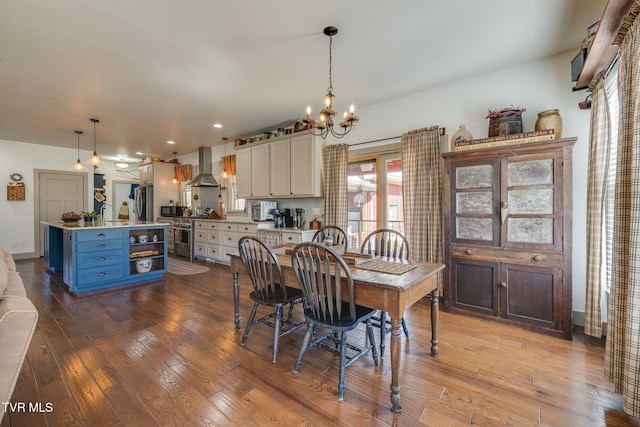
[347,154,403,250]
[111,180,139,221]
[34,170,88,256]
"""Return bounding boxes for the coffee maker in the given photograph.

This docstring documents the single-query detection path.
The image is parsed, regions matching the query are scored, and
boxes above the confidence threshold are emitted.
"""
[294,208,306,229]
[282,209,295,228]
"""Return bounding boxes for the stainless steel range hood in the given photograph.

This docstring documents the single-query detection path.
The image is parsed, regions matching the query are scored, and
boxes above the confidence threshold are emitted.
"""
[188,146,219,187]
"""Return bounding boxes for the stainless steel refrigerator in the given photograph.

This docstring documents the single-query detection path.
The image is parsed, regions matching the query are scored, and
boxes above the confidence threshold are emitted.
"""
[134,186,153,222]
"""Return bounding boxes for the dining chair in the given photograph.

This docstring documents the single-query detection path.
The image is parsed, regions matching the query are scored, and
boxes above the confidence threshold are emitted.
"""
[360,229,411,356]
[291,242,379,400]
[238,236,305,363]
[311,225,348,250]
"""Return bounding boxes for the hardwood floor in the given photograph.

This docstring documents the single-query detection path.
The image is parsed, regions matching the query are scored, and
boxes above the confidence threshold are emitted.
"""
[3,256,639,426]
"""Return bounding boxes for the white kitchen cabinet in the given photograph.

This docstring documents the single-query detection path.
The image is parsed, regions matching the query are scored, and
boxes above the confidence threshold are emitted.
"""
[290,133,321,197]
[235,149,252,198]
[193,220,256,264]
[269,139,292,197]
[235,133,322,199]
[251,144,270,198]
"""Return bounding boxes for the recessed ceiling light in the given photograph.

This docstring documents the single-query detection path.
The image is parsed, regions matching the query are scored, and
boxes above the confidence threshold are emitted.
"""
[213,123,223,128]
[167,140,175,144]
[135,152,143,155]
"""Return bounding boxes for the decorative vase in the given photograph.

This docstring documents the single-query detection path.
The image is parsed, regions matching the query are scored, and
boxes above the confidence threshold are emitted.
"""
[451,125,473,144]
[488,116,522,137]
[535,109,563,139]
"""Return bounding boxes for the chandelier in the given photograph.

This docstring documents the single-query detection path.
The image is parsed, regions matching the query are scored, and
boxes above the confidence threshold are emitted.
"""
[302,26,359,139]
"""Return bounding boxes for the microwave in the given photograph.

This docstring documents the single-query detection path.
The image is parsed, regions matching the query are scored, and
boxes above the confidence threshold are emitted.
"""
[160,206,185,217]
[251,201,277,221]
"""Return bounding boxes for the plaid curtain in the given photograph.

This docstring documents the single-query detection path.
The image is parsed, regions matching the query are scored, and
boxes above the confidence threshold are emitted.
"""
[323,144,349,231]
[174,164,192,182]
[221,155,236,176]
[605,14,640,418]
[585,73,611,338]
[401,126,443,264]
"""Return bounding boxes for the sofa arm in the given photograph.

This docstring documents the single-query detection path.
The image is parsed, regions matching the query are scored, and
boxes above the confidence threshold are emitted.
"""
[0,297,38,423]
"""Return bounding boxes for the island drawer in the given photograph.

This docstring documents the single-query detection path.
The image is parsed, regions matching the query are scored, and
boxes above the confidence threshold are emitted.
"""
[76,229,123,242]
[77,239,123,252]
[77,251,122,267]
[221,223,239,232]
[76,265,123,286]
[238,223,257,234]
[207,231,221,244]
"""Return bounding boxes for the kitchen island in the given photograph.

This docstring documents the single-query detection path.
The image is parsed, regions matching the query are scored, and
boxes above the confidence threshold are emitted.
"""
[42,221,168,293]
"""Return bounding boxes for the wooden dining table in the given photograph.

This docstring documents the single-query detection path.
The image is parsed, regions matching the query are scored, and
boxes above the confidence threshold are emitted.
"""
[228,246,445,412]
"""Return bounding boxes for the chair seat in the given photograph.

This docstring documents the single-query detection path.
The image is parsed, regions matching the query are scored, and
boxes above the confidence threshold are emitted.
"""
[304,300,376,330]
[249,285,303,307]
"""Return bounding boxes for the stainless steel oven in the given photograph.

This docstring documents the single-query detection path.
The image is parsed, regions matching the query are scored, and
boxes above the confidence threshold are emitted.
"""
[172,218,193,261]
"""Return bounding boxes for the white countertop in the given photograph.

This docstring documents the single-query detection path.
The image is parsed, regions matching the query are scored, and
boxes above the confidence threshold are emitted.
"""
[42,220,167,230]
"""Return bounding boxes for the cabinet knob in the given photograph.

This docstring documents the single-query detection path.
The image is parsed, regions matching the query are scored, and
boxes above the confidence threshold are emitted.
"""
[98,243,105,248]
[97,257,106,261]
[499,282,507,288]
[97,233,105,237]
[98,272,106,277]
[288,237,293,241]
[533,255,541,262]
[465,249,472,255]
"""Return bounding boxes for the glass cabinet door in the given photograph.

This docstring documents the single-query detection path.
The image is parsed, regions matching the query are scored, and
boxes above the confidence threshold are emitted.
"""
[451,159,500,245]
[502,153,561,250]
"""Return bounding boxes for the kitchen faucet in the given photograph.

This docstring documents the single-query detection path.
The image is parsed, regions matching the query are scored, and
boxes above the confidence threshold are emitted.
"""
[100,203,113,224]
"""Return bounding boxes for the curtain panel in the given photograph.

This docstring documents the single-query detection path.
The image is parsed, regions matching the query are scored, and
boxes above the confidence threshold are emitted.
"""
[605,14,640,418]
[584,73,611,338]
[174,164,192,182]
[401,126,443,264]
[323,144,349,232]
[221,155,236,176]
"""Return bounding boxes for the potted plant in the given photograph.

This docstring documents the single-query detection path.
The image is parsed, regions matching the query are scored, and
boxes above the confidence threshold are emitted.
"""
[486,105,526,137]
[81,210,97,223]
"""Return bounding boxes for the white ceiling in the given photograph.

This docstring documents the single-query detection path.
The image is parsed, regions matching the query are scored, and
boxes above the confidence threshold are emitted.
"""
[0,0,605,161]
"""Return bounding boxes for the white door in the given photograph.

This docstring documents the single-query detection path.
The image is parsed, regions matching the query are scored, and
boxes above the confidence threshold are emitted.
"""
[37,171,87,256]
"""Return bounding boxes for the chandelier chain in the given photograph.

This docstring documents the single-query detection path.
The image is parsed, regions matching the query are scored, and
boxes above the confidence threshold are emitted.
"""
[327,35,333,94]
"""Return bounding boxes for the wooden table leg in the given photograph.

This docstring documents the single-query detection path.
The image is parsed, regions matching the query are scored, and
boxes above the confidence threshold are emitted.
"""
[430,288,439,357]
[233,271,241,330]
[389,316,402,412]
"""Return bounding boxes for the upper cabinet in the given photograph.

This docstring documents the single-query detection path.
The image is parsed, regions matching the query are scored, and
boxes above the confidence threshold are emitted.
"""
[236,133,323,199]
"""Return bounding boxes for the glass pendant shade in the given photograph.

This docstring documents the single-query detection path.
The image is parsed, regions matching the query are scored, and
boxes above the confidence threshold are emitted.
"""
[70,130,87,172]
[85,118,103,165]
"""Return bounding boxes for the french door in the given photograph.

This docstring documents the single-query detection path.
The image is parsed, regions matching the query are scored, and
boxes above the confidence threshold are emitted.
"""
[347,153,403,250]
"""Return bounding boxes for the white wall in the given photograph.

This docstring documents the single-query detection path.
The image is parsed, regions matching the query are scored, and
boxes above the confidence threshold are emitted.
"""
[0,139,94,255]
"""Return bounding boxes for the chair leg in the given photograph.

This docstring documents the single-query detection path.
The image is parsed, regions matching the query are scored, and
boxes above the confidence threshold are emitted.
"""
[287,300,295,320]
[401,317,410,338]
[366,319,379,366]
[294,323,314,373]
[242,302,259,345]
[379,311,387,356]
[272,307,282,363]
[338,330,347,400]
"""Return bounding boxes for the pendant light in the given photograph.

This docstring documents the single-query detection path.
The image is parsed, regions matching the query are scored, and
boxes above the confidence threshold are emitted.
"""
[85,118,103,166]
[70,130,87,172]
[221,137,229,179]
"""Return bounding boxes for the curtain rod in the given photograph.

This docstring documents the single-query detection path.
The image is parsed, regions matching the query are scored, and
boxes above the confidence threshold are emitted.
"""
[348,127,446,147]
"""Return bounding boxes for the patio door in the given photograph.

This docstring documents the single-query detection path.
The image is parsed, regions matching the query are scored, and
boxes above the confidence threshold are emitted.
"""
[347,154,403,250]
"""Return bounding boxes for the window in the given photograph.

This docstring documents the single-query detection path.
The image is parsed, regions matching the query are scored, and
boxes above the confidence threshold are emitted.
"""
[347,153,403,249]
[228,175,245,211]
[603,61,619,293]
